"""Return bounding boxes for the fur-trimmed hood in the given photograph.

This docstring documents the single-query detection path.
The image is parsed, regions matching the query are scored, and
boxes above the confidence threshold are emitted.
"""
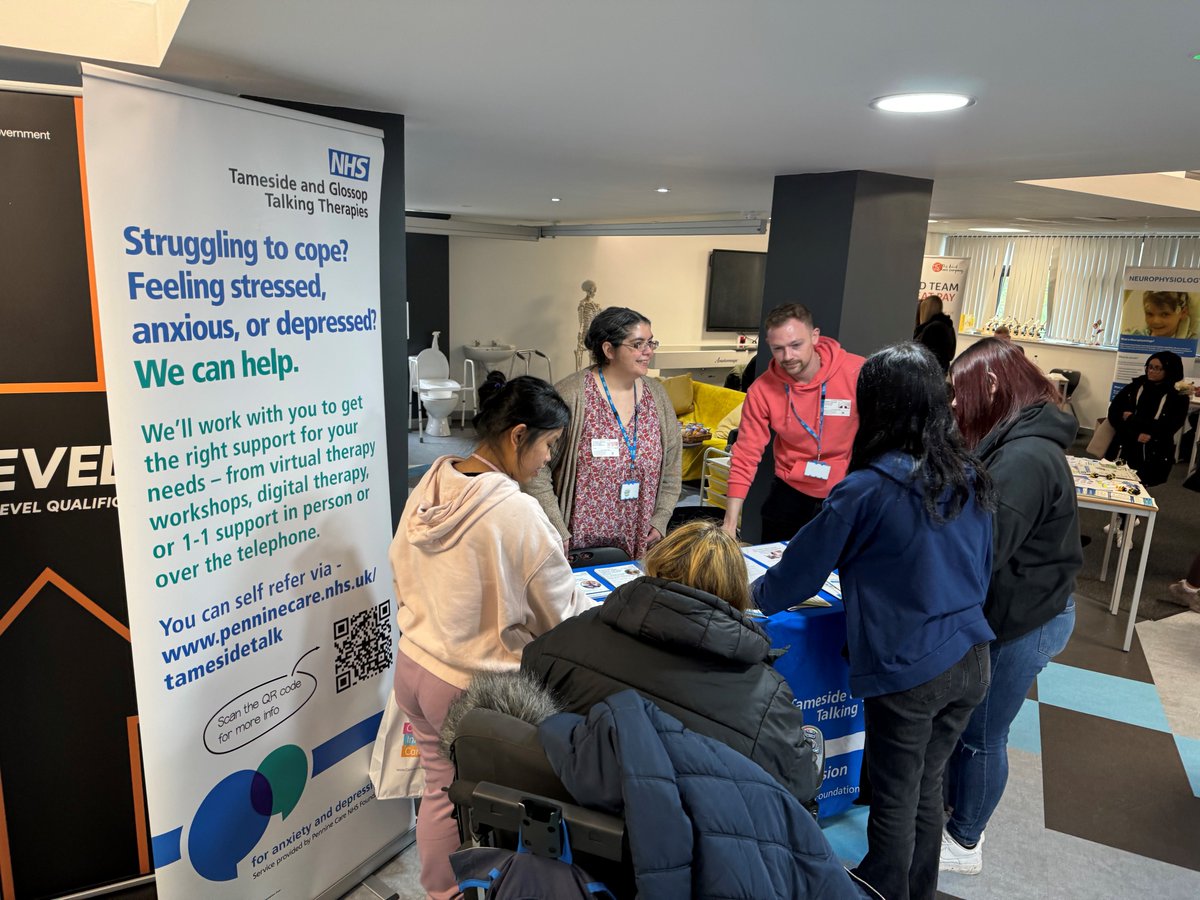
[439,670,562,759]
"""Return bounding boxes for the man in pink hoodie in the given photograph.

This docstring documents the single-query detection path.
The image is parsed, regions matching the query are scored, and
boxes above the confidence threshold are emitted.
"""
[722,304,865,542]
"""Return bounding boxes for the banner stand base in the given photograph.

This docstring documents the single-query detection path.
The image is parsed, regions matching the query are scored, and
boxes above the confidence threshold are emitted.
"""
[315,825,417,900]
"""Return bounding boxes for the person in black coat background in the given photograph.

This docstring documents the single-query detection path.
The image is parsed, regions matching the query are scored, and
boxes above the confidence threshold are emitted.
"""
[914,295,957,373]
[521,519,821,807]
[1107,350,1189,486]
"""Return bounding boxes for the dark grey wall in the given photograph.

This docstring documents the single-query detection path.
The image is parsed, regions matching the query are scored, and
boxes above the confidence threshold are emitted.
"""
[405,232,451,415]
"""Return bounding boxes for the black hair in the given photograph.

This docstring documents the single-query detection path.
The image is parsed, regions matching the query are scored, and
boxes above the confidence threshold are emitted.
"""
[850,342,994,521]
[584,306,652,368]
[1145,350,1184,384]
[473,375,569,456]
[475,369,508,410]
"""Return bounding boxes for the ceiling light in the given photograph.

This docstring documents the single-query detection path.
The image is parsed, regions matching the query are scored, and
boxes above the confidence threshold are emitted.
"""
[870,92,974,113]
[928,219,939,223]
[969,227,1030,233]
[551,197,561,202]
[656,187,671,193]
[540,219,768,238]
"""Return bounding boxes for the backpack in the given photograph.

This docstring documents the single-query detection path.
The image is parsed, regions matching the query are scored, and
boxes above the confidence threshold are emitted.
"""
[450,818,616,900]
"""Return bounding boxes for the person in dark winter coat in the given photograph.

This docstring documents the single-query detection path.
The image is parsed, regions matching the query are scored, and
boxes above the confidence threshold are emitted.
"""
[539,690,874,900]
[942,338,1083,876]
[753,343,995,900]
[913,295,957,373]
[522,519,821,806]
[1105,350,1189,486]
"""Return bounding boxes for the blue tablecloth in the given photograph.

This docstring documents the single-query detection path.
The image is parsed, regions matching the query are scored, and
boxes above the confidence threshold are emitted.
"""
[572,555,864,817]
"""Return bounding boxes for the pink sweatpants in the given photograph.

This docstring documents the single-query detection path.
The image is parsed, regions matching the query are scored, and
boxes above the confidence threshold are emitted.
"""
[393,649,465,900]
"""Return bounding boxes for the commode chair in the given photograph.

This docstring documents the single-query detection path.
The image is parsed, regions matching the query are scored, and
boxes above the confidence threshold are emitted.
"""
[409,332,476,441]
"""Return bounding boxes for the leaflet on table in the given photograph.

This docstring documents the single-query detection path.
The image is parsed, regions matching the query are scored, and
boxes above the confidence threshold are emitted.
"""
[744,556,766,584]
[593,563,645,588]
[822,572,842,599]
[742,541,788,568]
[574,570,612,599]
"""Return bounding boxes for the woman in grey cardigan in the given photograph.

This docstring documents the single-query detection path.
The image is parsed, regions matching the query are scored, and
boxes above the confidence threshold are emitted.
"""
[526,307,682,559]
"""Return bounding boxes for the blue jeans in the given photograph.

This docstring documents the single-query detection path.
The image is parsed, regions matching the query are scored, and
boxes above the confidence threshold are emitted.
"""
[945,600,1076,845]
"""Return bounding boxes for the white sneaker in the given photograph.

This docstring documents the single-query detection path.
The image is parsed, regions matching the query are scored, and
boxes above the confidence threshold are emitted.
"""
[940,827,983,875]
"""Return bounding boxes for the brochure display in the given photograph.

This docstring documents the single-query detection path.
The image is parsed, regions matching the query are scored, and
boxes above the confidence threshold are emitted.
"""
[80,66,409,898]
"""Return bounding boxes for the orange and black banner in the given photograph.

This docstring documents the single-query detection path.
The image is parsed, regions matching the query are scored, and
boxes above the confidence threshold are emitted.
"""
[0,88,149,899]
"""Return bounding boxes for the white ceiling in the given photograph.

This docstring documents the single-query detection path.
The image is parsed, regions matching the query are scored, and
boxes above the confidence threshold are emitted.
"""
[9,0,1200,230]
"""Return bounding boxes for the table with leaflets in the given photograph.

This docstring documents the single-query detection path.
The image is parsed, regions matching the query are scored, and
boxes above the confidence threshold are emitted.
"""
[573,543,864,817]
[1067,456,1158,652]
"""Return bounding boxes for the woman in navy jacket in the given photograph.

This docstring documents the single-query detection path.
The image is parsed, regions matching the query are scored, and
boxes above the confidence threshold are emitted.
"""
[753,342,995,900]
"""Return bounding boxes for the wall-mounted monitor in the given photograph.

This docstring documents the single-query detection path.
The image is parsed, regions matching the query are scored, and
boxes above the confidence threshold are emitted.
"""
[704,249,766,332]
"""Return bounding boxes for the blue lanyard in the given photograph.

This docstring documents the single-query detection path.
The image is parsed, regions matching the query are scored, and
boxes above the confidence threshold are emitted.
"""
[598,370,638,469]
[785,381,825,459]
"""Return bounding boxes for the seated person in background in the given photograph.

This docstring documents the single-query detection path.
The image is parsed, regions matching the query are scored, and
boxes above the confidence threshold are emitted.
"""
[1106,351,1189,486]
[521,519,821,807]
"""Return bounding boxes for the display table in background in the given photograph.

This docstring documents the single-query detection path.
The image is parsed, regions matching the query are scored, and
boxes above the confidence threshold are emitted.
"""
[573,544,864,817]
[1068,457,1159,652]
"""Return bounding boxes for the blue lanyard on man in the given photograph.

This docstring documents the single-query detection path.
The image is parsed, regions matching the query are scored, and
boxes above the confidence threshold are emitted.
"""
[598,370,641,499]
[786,381,832,481]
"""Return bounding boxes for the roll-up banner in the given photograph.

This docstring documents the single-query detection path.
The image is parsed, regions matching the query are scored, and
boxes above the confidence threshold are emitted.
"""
[80,65,410,898]
[917,256,970,332]
[0,85,148,900]
[1112,268,1200,398]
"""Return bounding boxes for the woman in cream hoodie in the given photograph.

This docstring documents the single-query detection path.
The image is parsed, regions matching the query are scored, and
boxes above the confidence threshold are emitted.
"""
[390,375,595,900]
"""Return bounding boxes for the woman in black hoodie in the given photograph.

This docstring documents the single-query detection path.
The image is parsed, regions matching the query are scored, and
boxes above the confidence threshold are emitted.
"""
[941,338,1083,876]
[521,519,821,808]
[914,295,957,373]
[1106,350,1189,486]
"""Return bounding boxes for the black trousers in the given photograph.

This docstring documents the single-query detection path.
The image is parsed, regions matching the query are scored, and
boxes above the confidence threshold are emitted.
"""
[760,476,823,543]
[854,644,990,900]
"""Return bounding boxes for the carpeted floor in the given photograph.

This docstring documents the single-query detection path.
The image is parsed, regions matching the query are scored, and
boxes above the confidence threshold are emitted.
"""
[1070,434,1197,624]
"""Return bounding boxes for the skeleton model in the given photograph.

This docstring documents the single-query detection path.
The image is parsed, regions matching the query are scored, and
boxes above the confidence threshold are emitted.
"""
[577,280,599,352]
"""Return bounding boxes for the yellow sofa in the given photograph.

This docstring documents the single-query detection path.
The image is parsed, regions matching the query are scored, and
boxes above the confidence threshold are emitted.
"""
[672,379,745,481]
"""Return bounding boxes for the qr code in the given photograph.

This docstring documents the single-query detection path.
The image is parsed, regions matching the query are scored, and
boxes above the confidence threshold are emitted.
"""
[333,600,392,693]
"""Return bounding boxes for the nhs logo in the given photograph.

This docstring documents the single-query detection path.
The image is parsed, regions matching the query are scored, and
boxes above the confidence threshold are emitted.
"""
[328,149,370,181]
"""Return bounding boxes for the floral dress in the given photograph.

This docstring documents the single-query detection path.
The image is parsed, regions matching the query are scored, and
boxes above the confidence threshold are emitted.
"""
[569,376,663,559]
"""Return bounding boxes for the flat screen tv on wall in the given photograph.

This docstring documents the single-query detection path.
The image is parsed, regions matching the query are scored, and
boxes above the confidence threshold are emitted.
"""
[704,249,766,332]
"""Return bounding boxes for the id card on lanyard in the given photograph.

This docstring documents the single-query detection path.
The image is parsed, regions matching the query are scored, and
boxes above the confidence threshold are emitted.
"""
[599,371,641,500]
[786,381,830,480]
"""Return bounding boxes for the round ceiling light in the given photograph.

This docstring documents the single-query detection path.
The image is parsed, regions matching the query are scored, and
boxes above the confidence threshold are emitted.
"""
[551,197,561,202]
[656,187,671,193]
[870,92,974,113]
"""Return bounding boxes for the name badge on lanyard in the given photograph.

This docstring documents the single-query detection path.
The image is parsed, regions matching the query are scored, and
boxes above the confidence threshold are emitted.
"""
[599,370,642,502]
[787,381,827,479]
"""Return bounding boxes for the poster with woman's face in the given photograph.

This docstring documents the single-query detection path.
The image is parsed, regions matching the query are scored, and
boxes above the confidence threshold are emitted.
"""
[1120,289,1199,340]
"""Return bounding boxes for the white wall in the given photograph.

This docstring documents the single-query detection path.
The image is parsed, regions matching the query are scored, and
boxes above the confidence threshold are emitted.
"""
[448,233,769,387]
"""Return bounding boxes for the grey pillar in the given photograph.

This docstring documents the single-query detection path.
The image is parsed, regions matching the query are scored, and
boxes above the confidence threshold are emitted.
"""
[740,170,932,543]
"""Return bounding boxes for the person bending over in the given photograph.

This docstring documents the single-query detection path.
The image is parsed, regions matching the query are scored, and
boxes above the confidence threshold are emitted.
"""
[941,337,1082,876]
[723,303,865,542]
[753,342,995,900]
[522,518,822,807]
